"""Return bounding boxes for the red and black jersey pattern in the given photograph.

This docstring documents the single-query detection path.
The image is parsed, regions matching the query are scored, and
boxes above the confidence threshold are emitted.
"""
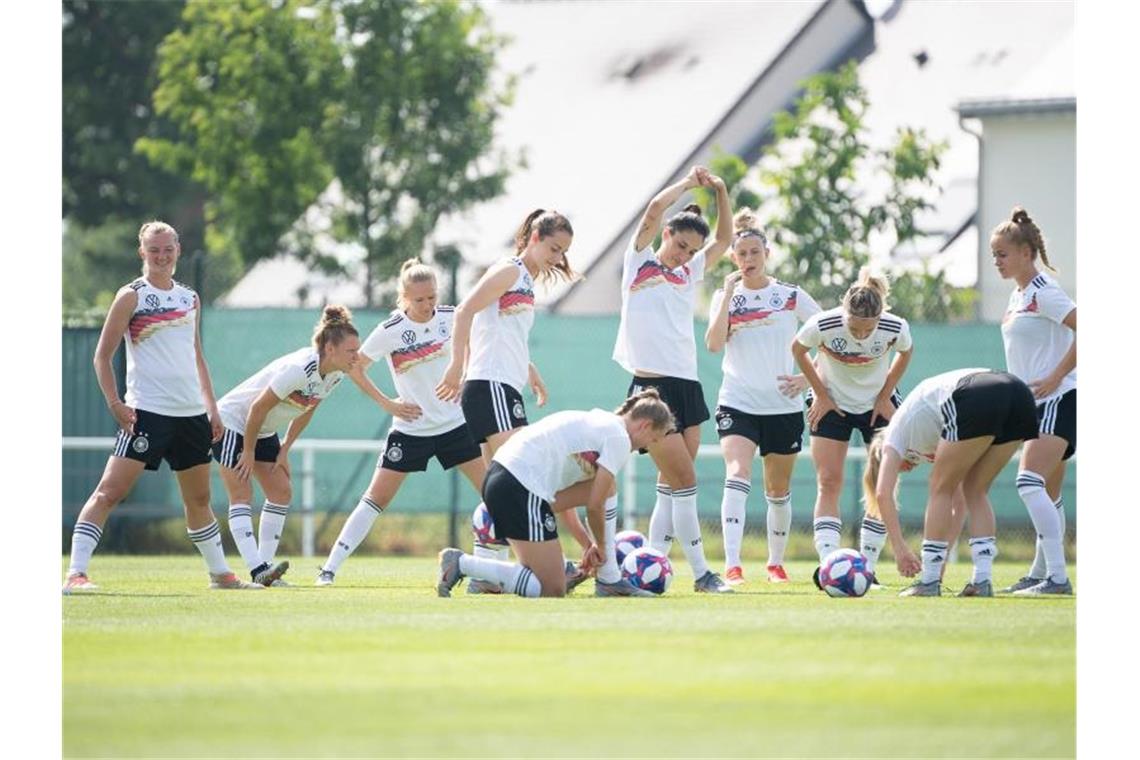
[1003,292,1039,324]
[629,260,690,293]
[728,290,798,334]
[391,339,447,374]
[498,287,535,316]
[128,307,194,345]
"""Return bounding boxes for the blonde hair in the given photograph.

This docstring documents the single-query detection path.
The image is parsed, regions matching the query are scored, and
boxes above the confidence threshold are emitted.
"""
[862,432,893,520]
[843,267,890,318]
[991,206,1054,271]
[312,305,359,355]
[138,220,179,247]
[731,207,768,248]
[397,258,438,309]
[614,387,675,433]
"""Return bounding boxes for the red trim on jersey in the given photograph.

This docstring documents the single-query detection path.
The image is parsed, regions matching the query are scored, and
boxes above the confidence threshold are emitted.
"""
[128,308,193,344]
[391,341,446,374]
[498,289,535,315]
[284,390,322,411]
[629,260,689,292]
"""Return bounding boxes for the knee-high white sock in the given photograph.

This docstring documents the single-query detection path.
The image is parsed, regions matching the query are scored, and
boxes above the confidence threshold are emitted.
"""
[322,497,383,574]
[765,492,792,566]
[721,477,750,569]
[813,517,842,564]
[227,503,262,572]
[188,520,230,575]
[672,486,710,578]
[968,536,998,583]
[920,539,949,585]
[458,555,541,597]
[599,496,621,583]
[258,500,289,563]
[648,483,674,553]
[1016,471,1067,583]
[1028,496,1065,579]
[68,521,103,576]
[860,515,888,573]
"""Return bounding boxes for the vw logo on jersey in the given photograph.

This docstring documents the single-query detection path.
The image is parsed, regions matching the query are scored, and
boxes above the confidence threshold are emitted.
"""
[144,294,161,309]
[512,401,525,419]
[543,512,556,533]
[717,415,733,430]
[401,330,417,346]
[132,435,149,454]
[386,443,403,462]
[769,293,785,310]
[731,294,746,310]
[830,337,848,351]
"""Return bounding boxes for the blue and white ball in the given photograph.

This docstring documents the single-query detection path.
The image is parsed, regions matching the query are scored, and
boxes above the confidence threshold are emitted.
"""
[819,548,873,598]
[471,503,507,546]
[614,529,646,567]
[621,547,674,595]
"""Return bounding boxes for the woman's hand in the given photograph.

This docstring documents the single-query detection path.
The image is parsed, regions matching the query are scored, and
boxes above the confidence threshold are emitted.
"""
[579,544,603,575]
[777,374,809,397]
[1028,374,1061,400]
[207,406,224,443]
[435,361,463,403]
[806,393,843,431]
[528,364,548,407]
[110,401,137,436]
[271,447,292,478]
[384,397,423,422]
[895,543,921,578]
[235,449,255,482]
[870,394,897,427]
[723,269,743,294]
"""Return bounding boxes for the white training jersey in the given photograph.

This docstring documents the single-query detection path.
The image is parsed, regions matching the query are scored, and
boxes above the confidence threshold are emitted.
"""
[122,277,205,417]
[710,279,822,414]
[218,347,345,438]
[1001,271,1075,402]
[613,238,706,381]
[360,307,466,437]
[795,307,913,414]
[884,368,989,467]
[494,409,632,503]
[466,257,536,391]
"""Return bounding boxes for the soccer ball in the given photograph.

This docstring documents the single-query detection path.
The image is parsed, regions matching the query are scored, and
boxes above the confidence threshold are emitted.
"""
[621,547,674,595]
[614,529,646,566]
[818,548,873,598]
[471,503,507,546]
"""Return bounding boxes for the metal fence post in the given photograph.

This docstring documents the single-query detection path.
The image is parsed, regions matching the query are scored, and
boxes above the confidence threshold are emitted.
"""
[302,447,316,558]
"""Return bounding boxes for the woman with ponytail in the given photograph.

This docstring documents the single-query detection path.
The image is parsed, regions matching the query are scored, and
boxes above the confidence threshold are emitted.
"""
[613,165,735,594]
[992,206,1076,595]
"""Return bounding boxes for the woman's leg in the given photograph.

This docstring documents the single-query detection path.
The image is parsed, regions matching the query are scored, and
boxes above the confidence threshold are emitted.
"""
[648,427,711,580]
[319,467,409,580]
[66,456,147,584]
[810,436,849,563]
[1017,435,1070,586]
[719,435,756,575]
[761,453,797,571]
[219,464,264,575]
[175,463,236,580]
[960,441,1021,588]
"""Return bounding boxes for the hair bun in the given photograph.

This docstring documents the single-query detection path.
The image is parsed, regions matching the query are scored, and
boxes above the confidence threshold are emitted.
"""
[321,305,353,326]
[400,258,421,273]
[682,203,702,217]
[1011,207,1031,225]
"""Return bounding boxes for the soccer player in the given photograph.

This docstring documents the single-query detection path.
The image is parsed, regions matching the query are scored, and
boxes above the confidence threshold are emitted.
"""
[63,221,260,592]
[992,207,1076,595]
[613,165,734,593]
[792,268,913,579]
[214,306,361,586]
[315,260,485,585]
[705,208,821,584]
[437,391,675,598]
[859,368,1039,597]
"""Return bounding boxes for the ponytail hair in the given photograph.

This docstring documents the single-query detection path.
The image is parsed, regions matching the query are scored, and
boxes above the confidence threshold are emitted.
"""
[615,387,675,433]
[991,206,1054,271]
[397,258,437,309]
[843,267,890,318]
[665,203,710,240]
[732,207,768,249]
[515,208,577,285]
[312,305,359,355]
[862,432,888,520]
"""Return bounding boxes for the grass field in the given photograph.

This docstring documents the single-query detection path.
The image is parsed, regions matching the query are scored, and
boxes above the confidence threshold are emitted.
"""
[63,556,1075,759]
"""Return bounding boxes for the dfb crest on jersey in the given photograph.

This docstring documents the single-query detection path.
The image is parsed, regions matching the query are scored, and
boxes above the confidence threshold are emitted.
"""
[543,512,556,533]
[144,294,161,309]
[830,337,848,352]
[717,415,733,430]
[870,340,885,356]
[731,294,746,310]
[512,401,525,419]
[401,330,417,346]
[386,442,404,462]
[523,272,533,288]
[769,292,786,310]
[132,434,149,454]
[439,322,449,338]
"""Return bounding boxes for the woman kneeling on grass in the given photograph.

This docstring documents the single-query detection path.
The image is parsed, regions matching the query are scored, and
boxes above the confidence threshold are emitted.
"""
[437,391,674,598]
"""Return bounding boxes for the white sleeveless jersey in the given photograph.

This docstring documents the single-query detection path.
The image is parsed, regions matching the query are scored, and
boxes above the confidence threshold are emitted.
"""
[360,307,466,437]
[613,239,706,381]
[466,258,535,391]
[884,368,989,466]
[710,280,821,414]
[494,409,632,503]
[122,277,205,417]
[218,347,345,438]
[795,307,913,414]
[1001,271,1075,401]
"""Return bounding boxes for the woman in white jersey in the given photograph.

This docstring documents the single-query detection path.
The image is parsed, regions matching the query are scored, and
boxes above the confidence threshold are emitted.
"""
[315,261,485,585]
[992,208,1076,596]
[705,208,821,585]
[64,221,259,593]
[615,165,734,594]
[792,269,913,581]
[212,306,361,586]
[858,368,1038,597]
[437,391,674,598]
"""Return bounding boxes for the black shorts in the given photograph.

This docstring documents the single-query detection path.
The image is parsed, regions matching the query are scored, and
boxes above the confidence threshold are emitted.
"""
[714,406,804,456]
[111,408,212,472]
[942,371,1039,448]
[1036,388,1076,460]
[482,462,558,542]
[627,375,710,434]
[379,424,482,473]
[809,390,901,445]
[461,380,528,445]
[211,428,281,469]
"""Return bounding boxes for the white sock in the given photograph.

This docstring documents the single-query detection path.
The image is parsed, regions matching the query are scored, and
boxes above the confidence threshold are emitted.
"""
[258,500,289,564]
[860,515,888,573]
[1016,471,1067,583]
[322,497,383,574]
[647,483,674,553]
[599,496,621,583]
[765,492,792,566]
[920,539,949,585]
[813,516,842,564]
[68,521,103,575]
[188,520,230,575]
[226,504,262,572]
[968,536,998,583]
[720,477,750,569]
[1028,497,1065,579]
[672,486,710,578]
[458,555,541,597]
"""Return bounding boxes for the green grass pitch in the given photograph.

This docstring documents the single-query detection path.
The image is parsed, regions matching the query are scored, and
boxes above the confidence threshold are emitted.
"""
[63,556,1074,758]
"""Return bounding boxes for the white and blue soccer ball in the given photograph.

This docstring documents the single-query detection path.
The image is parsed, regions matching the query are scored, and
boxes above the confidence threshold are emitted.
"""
[621,547,674,595]
[614,529,646,567]
[471,503,507,547]
[819,548,873,598]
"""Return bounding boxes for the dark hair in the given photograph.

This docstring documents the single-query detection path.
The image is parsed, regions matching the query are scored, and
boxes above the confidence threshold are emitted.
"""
[515,208,577,284]
[312,305,359,355]
[991,206,1054,271]
[665,203,710,240]
[614,388,675,432]
[843,267,890,318]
